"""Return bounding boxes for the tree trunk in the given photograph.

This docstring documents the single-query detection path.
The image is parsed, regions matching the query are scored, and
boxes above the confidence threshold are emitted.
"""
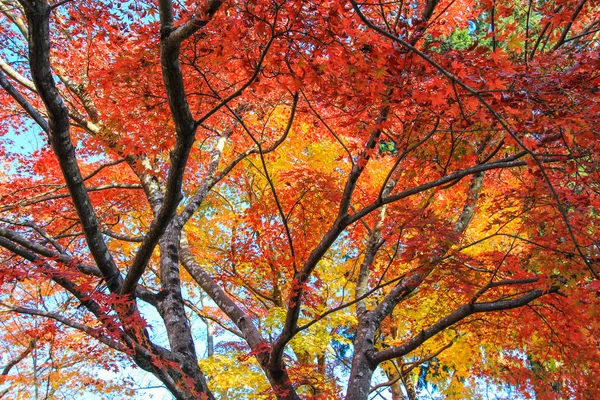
[346,322,377,400]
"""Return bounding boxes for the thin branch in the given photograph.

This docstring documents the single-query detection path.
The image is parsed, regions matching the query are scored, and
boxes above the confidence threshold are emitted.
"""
[5,305,125,351]
[0,69,48,132]
[1,338,36,376]
[227,95,299,265]
[563,25,600,44]
[351,1,599,278]
[183,299,243,338]
[193,35,278,130]
[269,101,391,370]
[297,273,407,332]
[0,184,144,212]
[378,116,439,200]
[300,89,353,164]
[368,341,453,393]
[350,156,525,226]
[551,0,588,50]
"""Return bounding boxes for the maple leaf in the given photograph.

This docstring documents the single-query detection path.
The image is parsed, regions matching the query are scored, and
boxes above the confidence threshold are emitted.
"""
[431,93,447,106]
[489,49,507,64]
[505,34,524,53]
[373,66,388,79]
[487,78,505,90]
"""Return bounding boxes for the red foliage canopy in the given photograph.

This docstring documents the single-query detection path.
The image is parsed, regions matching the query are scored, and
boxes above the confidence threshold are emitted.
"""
[1,0,599,398]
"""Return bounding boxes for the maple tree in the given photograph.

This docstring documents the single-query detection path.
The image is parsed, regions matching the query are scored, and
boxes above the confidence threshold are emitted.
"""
[1,0,599,398]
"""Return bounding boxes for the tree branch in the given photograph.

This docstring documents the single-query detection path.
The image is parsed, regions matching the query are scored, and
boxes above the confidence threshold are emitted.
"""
[0,57,36,92]
[179,232,299,399]
[551,0,588,50]
[371,285,560,364]
[350,1,599,279]
[167,0,222,45]
[348,156,525,226]
[0,227,157,305]
[0,184,144,212]
[369,172,484,325]
[21,0,123,293]
[1,338,35,376]
[5,306,125,351]
[270,102,390,370]
[227,94,299,266]
[121,0,223,296]
[0,68,48,132]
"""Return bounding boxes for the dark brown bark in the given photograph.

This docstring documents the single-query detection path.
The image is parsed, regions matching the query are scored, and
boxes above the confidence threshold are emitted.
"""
[22,0,123,294]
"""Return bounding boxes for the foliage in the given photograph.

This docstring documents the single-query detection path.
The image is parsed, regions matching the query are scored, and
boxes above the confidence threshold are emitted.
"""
[0,0,599,399]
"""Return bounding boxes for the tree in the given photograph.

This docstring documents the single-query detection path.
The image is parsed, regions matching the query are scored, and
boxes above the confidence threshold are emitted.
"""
[0,0,599,398]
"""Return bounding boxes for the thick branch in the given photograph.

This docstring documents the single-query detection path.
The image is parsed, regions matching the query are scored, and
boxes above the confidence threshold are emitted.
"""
[121,0,223,296]
[371,286,559,364]
[180,233,299,399]
[0,1,28,38]
[0,227,157,305]
[179,233,262,347]
[21,0,122,293]
[167,0,222,45]
[0,58,37,92]
[269,103,391,369]
[370,172,484,325]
